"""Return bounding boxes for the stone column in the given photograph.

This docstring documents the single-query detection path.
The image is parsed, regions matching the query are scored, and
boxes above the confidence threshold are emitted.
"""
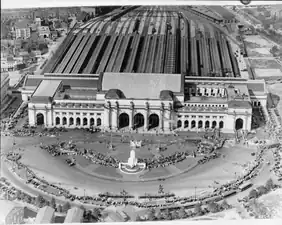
[108,101,111,129]
[169,103,173,131]
[160,103,164,131]
[144,102,149,131]
[116,101,119,130]
[130,101,134,129]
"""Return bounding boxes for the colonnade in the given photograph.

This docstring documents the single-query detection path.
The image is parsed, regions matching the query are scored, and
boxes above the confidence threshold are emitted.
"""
[189,87,226,97]
[177,119,224,130]
[53,115,102,127]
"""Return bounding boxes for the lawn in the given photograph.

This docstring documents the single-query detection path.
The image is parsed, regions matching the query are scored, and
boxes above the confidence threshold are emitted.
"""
[141,167,172,179]
[249,59,282,70]
[93,166,123,179]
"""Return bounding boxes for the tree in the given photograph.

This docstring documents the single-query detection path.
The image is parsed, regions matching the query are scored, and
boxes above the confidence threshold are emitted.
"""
[50,197,56,209]
[57,204,62,213]
[36,195,45,208]
[186,210,193,217]
[92,208,101,221]
[194,203,203,216]
[249,189,259,199]
[147,208,156,221]
[221,200,230,210]
[62,201,71,212]
[16,190,22,200]
[135,214,142,221]
[79,205,86,212]
[265,178,274,191]
[170,210,178,220]
[257,185,268,196]
[178,207,187,219]
[207,202,219,213]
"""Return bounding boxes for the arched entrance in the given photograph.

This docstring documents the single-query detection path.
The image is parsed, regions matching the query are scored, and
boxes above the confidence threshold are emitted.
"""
[205,121,210,128]
[97,118,101,126]
[191,120,196,128]
[83,118,88,126]
[198,120,203,128]
[212,121,217,129]
[235,118,243,130]
[148,114,159,130]
[119,113,129,128]
[177,120,182,128]
[36,113,44,125]
[90,118,94,126]
[219,121,224,129]
[133,113,144,129]
[55,117,60,125]
[62,117,67,125]
[69,117,74,126]
[76,118,81,126]
[184,120,189,128]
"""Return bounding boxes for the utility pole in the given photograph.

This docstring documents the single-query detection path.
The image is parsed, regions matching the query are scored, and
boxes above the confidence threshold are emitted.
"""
[194,186,197,200]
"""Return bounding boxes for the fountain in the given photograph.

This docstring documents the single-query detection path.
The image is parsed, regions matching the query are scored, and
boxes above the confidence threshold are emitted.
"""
[119,142,146,174]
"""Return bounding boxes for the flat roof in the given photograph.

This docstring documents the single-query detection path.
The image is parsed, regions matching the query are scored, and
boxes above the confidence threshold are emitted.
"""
[208,6,235,20]
[35,206,55,224]
[33,80,61,97]
[185,96,228,104]
[228,100,252,109]
[102,73,182,99]
[64,207,84,223]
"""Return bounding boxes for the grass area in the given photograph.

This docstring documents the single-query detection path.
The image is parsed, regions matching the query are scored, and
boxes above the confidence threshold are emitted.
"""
[174,158,197,171]
[249,59,282,70]
[244,35,273,49]
[141,167,172,179]
[93,166,123,178]
[247,48,272,57]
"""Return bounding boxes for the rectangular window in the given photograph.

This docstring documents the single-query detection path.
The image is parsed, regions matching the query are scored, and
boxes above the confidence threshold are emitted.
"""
[213,116,217,118]
[97,113,101,116]
[178,115,182,118]
[90,113,94,116]
[55,112,59,115]
[206,116,210,118]
[185,115,189,118]
[192,116,196,118]
[83,113,87,116]
[62,112,66,115]
[220,116,224,119]
[69,112,73,115]
[199,116,203,118]
[76,113,80,115]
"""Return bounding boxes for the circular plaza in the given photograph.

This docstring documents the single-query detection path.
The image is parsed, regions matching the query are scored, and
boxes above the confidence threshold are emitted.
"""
[1,127,273,200]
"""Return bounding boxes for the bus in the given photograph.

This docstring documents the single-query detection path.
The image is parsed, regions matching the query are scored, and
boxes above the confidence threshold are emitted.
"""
[238,182,253,192]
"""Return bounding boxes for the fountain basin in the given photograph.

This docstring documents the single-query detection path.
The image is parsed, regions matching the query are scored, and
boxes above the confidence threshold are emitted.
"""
[119,162,146,174]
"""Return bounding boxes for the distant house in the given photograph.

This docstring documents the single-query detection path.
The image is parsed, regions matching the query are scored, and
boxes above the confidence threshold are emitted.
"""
[14,19,32,39]
[35,206,55,224]
[0,200,24,224]
[51,30,59,39]
[64,207,84,223]
[38,26,51,38]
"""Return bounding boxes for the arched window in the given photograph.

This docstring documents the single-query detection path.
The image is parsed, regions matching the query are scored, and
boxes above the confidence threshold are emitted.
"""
[205,121,210,128]
[212,121,217,128]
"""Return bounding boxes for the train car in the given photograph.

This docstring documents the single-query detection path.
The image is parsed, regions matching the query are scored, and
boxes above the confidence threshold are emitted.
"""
[238,182,253,192]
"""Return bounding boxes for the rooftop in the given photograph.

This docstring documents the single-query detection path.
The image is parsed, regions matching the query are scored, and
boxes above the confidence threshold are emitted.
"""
[64,207,84,223]
[228,100,252,109]
[35,206,55,224]
[102,73,182,99]
[0,200,22,223]
[185,96,228,104]
[33,80,62,97]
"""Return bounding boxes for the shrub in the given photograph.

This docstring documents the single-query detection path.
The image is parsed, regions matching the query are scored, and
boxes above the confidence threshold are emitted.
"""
[265,178,274,191]
[256,185,267,196]
[207,202,219,213]
[249,189,258,199]
[194,203,203,216]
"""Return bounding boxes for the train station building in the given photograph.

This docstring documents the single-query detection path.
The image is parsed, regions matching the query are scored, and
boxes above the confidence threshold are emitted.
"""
[21,6,268,134]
